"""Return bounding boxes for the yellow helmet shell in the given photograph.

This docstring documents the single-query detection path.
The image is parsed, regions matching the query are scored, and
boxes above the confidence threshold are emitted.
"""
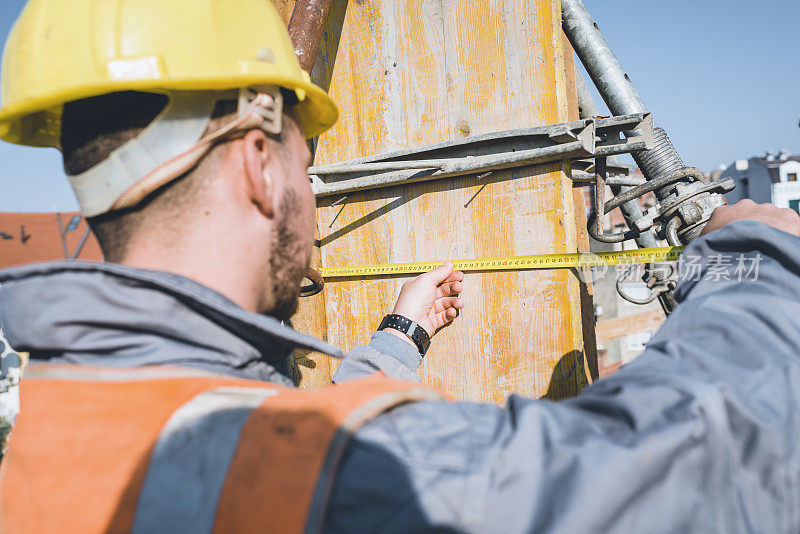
[0,0,338,147]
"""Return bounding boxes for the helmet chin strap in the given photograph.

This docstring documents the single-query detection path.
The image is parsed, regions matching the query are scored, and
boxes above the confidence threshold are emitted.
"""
[65,86,331,296]
[68,86,284,217]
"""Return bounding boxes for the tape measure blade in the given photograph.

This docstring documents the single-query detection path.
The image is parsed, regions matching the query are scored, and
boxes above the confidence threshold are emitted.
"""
[320,246,686,278]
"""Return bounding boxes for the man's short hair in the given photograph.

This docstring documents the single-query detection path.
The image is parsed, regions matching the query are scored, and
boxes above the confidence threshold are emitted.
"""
[60,91,276,262]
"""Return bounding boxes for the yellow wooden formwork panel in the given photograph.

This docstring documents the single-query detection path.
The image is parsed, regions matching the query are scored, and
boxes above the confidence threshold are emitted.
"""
[288,0,594,402]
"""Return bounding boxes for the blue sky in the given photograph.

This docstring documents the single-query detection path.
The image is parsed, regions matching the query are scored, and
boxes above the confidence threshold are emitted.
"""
[0,0,798,211]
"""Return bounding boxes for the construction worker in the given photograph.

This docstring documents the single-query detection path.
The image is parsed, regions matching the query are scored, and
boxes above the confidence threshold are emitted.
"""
[1,0,800,532]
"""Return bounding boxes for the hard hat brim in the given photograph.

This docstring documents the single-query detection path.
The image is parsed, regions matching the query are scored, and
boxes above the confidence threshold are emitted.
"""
[0,74,338,148]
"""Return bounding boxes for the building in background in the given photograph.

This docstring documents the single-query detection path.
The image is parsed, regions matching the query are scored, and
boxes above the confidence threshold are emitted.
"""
[718,150,800,210]
[0,212,101,269]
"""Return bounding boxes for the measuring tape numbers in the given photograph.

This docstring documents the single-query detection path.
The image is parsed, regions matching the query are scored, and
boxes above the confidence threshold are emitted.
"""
[321,246,685,278]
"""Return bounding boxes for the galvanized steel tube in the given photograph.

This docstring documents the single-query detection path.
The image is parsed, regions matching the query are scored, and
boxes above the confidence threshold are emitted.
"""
[575,71,660,249]
[562,0,686,203]
[562,0,646,116]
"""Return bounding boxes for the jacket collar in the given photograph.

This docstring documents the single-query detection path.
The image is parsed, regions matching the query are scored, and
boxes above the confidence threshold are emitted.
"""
[0,261,342,384]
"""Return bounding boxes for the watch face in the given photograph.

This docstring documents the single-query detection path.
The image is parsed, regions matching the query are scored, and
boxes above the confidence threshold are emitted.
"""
[412,329,431,354]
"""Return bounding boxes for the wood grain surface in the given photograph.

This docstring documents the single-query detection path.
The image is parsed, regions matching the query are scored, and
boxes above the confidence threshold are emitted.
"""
[283,0,595,402]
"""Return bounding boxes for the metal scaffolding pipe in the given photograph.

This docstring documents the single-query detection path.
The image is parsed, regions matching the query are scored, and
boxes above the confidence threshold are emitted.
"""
[287,0,338,297]
[287,0,336,73]
[562,0,646,116]
[572,56,678,311]
[574,70,660,249]
[562,0,686,204]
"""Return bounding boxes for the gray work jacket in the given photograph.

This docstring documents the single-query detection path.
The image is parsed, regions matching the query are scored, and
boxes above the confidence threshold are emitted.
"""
[1,220,798,533]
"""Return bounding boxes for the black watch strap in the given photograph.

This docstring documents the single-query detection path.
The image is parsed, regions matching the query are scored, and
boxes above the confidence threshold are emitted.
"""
[378,314,431,357]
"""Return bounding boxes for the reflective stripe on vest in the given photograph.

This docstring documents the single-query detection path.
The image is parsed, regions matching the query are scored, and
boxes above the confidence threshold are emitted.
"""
[132,387,279,534]
[0,364,445,534]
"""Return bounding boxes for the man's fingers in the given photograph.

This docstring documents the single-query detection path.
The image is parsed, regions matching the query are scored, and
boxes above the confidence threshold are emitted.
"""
[422,261,455,285]
[432,307,460,328]
[436,280,463,298]
[433,296,464,313]
[443,270,464,283]
[703,200,800,237]
[434,270,465,298]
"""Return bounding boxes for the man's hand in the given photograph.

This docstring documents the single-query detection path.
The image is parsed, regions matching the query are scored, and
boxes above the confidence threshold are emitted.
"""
[701,199,800,238]
[389,262,465,340]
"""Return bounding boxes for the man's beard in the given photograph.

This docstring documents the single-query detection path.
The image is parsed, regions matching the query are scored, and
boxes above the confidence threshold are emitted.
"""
[267,189,312,321]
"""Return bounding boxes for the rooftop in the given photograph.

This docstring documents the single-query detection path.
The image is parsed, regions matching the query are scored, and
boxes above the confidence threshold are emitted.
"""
[0,212,101,270]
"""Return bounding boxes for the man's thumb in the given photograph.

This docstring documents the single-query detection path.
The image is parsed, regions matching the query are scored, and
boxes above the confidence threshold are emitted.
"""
[424,261,454,284]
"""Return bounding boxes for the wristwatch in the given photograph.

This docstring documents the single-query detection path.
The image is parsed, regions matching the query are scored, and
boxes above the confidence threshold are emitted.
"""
[378,314,431,357]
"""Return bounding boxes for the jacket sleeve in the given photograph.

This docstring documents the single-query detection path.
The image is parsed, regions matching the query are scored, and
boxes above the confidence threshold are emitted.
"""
[333,331,422,383]
[324,221,800,533]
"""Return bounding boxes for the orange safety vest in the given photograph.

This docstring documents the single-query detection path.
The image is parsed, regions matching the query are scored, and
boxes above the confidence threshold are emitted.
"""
[0,364,444,533]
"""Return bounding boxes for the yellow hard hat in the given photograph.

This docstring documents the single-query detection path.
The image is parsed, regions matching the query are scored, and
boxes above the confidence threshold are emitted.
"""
[0,0,338,148]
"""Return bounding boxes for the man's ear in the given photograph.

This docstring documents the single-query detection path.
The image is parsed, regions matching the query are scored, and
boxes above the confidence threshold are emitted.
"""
[242,129,277,218]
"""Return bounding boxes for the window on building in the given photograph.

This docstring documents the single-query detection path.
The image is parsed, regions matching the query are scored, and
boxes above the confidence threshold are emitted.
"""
[788,173,798,182]
[789,199,800,213]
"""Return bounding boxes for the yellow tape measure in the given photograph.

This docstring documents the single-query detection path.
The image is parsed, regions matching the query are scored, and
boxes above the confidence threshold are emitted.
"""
[321,246,685,278]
